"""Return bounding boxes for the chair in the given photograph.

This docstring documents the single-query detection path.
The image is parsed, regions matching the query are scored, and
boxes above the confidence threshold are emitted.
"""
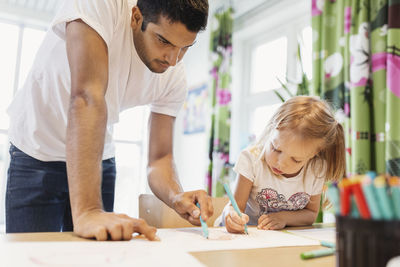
[139,194,228,228]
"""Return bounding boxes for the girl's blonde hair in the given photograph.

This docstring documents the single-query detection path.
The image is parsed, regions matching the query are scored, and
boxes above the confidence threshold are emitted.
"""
[255,96,345,182]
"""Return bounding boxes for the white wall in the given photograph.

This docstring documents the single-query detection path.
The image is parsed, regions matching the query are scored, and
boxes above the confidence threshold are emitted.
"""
[174,0,224,191]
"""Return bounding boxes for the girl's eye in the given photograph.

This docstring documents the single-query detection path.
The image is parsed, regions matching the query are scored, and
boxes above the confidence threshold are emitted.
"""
[271,144,281,153]
[292,159,301,164]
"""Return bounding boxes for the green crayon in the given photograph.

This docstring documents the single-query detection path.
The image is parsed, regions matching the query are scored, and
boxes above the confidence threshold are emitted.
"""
[300,248,335,260]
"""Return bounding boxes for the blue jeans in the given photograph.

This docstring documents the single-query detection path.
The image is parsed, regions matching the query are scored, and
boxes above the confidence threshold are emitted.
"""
[6,144,116,233]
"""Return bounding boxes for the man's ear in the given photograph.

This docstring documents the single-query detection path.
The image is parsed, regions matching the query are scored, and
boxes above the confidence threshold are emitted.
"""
[131,6,143,29]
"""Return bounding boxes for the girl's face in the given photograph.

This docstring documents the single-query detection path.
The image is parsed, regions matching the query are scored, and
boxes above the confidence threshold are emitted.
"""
[264,129,324,178]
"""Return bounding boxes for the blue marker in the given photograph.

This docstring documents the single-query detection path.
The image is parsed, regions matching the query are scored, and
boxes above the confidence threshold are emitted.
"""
[223,183,248,234]
[374,175,394,220]
[389,177,400,219]
[196,203,209,239]
[326,182,340,214]
[320,241,335,248]
[350,195,360,218]
[361,173,382,219]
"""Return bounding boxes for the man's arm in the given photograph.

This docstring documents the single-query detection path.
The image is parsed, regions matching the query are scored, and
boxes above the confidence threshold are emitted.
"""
[147,112,213,225]
[66,19,156,241]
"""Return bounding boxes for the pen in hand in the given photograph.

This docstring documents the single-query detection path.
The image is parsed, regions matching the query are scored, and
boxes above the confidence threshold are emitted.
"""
[196,203,209,239]
[223,183,249,234]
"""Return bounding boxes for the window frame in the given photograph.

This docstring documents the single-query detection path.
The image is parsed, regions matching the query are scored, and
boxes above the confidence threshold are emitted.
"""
[230,0,310,163]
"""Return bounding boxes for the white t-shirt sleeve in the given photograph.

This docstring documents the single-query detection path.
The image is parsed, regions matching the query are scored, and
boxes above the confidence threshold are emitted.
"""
[150,63,188,117]
[233,149,256,182]
[51,0,121,48]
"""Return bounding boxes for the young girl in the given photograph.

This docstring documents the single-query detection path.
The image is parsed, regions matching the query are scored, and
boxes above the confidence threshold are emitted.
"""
[223,96,345,233]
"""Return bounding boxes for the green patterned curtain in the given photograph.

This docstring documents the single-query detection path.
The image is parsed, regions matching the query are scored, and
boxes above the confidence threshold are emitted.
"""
[206,6,233,197]
[312,0,400,176]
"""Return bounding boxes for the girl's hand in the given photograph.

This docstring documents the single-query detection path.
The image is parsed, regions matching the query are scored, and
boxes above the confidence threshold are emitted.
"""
[257,212,287,230]
[225,206,249,233]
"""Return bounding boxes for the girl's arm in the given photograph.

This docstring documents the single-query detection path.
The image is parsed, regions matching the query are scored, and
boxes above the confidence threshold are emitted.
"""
[257,194,321,230]
[234,175,253,212]
[224,175,252,233]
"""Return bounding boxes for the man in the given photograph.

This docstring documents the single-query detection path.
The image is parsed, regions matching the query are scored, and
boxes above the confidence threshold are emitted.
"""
[6,0,213,241]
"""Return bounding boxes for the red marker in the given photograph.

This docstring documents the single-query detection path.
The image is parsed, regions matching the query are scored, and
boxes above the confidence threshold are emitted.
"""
[350,176,371,219]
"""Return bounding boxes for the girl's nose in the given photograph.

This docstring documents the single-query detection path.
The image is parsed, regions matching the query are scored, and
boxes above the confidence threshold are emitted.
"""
[277,155,288,169]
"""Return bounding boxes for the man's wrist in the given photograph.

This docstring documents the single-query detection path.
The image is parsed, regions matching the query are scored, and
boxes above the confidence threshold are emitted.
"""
[72,203,103,219]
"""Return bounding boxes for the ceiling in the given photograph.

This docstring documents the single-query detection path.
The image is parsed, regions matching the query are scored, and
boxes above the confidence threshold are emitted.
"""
[0,0,268,24]
[0,0,61,25]
[232,0,267,18]
[2,0,60,13]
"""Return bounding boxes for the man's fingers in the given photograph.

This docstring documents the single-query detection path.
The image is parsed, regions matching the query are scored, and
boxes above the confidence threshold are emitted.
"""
[74,212,159,241]
[109,223,123,241]
[121,220,134,240]
[207,197,214,218]
[132,218,158,241]
[176,196,200,219]
[187,215,201,226]
[93,225,108,241]
[196,192,213,221]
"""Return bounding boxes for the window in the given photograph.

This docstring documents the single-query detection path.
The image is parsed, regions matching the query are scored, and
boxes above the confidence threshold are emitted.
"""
[113,107,150,218]
[0,22,45,225]
[18,27,46,87]
[250,103,281,139]
[0,22,19,130]
[230,0,311,162]
[301,26,313,80]
[250,36,287,93]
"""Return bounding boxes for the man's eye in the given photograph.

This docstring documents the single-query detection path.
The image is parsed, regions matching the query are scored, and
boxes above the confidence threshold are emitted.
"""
[158,38,169,44]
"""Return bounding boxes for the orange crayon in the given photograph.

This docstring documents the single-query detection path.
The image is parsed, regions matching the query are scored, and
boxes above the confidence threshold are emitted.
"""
[338,178,351,216]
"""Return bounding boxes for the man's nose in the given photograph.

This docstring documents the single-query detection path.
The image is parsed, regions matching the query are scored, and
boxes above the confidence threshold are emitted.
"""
[165,47,181,66]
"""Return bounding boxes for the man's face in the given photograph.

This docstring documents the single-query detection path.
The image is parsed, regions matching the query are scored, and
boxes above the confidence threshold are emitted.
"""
[131,7,198,73]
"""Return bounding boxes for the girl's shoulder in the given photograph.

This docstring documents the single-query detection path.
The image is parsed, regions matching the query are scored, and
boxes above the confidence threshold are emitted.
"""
[240,145,264,164]
[237,145,265,169]
[307,157,327,179]
[246,145,263,158]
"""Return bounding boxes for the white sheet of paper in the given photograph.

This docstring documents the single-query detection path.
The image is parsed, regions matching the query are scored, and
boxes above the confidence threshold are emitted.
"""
[0,227,322,266]
[134,227,320,252]
[0,241,206,267]
[285,227,336,243]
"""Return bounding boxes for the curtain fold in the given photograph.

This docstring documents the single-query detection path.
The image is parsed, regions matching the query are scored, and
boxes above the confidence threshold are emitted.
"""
[206,6,234,197]
[312,0,400,176]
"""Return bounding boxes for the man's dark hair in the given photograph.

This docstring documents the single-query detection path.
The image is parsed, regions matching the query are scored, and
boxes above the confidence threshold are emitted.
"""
[137,0,208,32]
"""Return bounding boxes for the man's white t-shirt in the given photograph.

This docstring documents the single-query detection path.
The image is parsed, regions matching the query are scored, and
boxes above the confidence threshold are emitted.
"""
[7,0,187,161]
[233,146,326,225]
